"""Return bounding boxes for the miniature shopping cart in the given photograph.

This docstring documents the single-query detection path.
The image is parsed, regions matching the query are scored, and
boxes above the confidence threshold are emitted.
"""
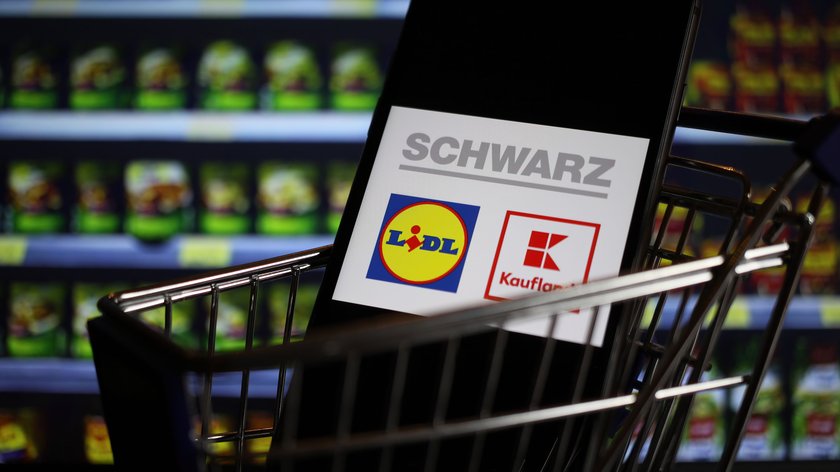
[90,107,840,471]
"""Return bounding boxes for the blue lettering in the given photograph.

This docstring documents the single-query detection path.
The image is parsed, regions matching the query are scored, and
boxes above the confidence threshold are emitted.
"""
[385,230,405,246]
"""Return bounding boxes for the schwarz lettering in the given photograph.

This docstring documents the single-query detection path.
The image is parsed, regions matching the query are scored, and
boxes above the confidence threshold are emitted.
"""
[403,133,615,188]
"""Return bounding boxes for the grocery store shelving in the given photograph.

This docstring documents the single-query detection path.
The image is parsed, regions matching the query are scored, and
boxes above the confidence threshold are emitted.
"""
[0,111,373,142]
[0,0,410,19]
[0,358,285,397]
[0,295,837,396]
[0,110,795,145]
[0,234,334,269]
[644,295,840,330]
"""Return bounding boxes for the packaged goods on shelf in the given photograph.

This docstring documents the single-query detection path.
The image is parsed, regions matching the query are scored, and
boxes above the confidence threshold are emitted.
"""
[139,297,198,349]
[7,282,66,358]
[125,160,193,241]
[10,43,59,110]
[8,160,66,234]
[730,337,787,461]
[676,365,727,462]
[779,64,826,115]
[268,282,318,343]
[246,411,273,463]
[326,160,356,233]
[198,40,257,111]
[207,288,251,352]
[778,0,821,68]
[261,40,323,111]
[256,161,319,235]
[797,197,838,295]
[729,2,778,68]
[83,415,113,464]
[685,60,733,110]
[73,283,126,358]
[826,5,840,64]
[74,160,122,234]
[329,42,382,111]
[199,162,251,235]
[732,62,781,114]
[134,45,189,110]
[0,409,41,462]
[791,339,840,460]
[70,44,130,110]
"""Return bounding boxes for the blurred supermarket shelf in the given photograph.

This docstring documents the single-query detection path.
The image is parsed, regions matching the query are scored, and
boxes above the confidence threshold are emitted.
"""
[0,0,410,18]
[0,358,283,397]
[0,111,796,145]
[0,295,838,395]
[0,111,373,142]
[0,234,334,269]
[642,295,840,330]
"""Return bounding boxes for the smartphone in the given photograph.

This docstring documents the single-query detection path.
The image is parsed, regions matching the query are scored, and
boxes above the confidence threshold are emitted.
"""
[272,1,701,470]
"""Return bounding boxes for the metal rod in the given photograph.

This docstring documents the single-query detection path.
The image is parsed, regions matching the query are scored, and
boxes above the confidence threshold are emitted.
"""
[269,376,747,460]
[678,107,806,141]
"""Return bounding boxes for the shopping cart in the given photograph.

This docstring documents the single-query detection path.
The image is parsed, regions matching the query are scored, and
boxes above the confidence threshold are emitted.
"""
[90,107,840,472]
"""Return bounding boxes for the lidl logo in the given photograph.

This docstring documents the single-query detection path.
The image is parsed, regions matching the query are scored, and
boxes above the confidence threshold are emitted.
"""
[367,194,479,292]
[485,211,599,301]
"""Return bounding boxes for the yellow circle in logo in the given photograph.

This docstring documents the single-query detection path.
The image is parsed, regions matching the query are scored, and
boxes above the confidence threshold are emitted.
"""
[379,201,468,284]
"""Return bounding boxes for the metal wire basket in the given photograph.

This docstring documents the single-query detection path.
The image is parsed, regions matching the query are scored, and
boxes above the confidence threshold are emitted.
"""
[90,108,836,471]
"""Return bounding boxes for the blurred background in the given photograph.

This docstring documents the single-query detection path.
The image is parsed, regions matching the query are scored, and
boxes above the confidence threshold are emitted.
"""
[0,0,839,469]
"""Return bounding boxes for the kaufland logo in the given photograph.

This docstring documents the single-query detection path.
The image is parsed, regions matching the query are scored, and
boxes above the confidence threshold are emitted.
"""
[485,211,600,302]
[367,194,480,293]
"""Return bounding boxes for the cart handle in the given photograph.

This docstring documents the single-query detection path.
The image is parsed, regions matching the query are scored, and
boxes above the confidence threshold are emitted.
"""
[678,106,806,142]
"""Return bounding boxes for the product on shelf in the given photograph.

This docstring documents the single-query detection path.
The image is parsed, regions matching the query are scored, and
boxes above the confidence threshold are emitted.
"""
[135,46,188,110]
[329,43,383,111]
[791,340,840,460]
[125,160,192,241]
[70,43,129,110]
[684,60,733,110]
[827,4,840,61]
[7,282,66,358]
[730,338,786,460]
[268,282,318,343]
[10,43,58,110]
[246,411,273,463]
[256,161,319,235]
[75,160,121,234]
[0,409,40,462]
[198,40,256,110]
[84,415,113,464]
[779,64,826,115]
[729,1,777,68]
[748,187,788,294]
[677,365,726,462]
[261,40,323,111]
[208,288,250,352]
[199,162,250,235]
[8,160,66,234]
[139,298,198,349]
[797,196,838,295]
[194,415,235,458]
[326,160,356,233]
[778,0,821,68]
[74,283,124,358]
[731,62,781,114]
[827,63,840,109]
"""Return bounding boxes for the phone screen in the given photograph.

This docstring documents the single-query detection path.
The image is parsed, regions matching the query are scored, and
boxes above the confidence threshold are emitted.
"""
[279,2,701,469]
[312,1,701,345]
